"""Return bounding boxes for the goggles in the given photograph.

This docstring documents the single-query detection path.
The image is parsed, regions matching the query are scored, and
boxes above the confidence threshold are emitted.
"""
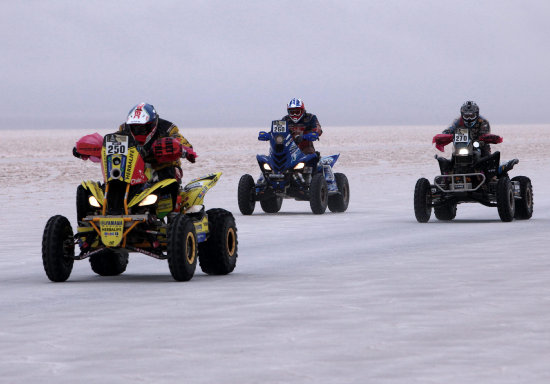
[288,108,303,117]
[128,122,155,136]
[462,112,477,121]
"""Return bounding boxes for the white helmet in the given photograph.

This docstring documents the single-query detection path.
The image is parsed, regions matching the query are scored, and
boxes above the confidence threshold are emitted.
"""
[287,98,306,123]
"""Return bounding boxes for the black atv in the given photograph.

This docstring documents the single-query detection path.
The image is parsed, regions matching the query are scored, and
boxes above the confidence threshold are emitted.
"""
[414,129,533,222]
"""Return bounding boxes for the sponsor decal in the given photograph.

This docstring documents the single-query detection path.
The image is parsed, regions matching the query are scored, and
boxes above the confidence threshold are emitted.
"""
[124,150,135,181]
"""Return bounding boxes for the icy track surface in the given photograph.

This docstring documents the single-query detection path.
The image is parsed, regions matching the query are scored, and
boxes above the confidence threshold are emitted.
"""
[1,125,549,384]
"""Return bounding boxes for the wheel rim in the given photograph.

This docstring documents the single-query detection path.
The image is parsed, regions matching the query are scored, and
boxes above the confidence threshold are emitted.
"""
[185,232,196,264]
[226,227,236,257]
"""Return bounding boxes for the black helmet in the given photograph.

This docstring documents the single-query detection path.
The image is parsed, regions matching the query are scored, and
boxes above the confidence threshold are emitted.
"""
[460,101,479,128]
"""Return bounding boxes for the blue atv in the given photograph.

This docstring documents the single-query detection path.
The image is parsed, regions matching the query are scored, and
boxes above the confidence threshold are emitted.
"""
[238,120,349,215]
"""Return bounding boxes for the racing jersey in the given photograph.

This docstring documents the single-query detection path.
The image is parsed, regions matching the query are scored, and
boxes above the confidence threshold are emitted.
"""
[281,113,323,155]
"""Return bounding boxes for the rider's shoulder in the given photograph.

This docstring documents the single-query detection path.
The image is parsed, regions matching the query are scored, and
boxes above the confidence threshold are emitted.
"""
[478,115,489,124]
[302,113,317,122]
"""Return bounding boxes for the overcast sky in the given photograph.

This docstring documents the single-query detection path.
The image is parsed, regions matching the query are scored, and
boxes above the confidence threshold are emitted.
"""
[2,1,549,129]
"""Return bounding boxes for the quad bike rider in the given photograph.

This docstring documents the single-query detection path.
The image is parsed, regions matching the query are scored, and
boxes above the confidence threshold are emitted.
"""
[42,103,238,282]
[238,100,349,215]
[73,103,196,208]
[413,101,533,223]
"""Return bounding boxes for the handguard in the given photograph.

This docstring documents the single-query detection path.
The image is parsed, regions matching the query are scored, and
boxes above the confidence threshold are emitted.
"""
[76,132,103,163]
[478,134,503,144]
[303,132,319,141]
[153,137,183,163]
[432,134,453,152]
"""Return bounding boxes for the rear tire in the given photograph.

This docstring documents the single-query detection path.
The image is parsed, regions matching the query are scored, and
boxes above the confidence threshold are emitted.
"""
[414,178,432,223]
[167,214,198,281]
[260,196,282,213]
[309,173,328,214]
[238,174,256,215]
[328,173,350,212]
[89,250,128,276]
[199,209,238,275]
[496,176,515,222]
[42,215,74,282]
[511,176,533,220]
[434,203,457,221]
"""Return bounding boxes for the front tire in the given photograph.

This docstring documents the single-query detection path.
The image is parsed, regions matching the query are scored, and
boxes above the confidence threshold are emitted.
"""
[328,173,350,212]
[42,215,74,282]
[309,173,328,214]
[496,176,515,222]
[511,176,533,220]
[76,185,90,222]
[89,250,128,276]
[167,214,198,281]
[238,174,256,215]
[199,209,238,275]
[434,203,457,221]
[260,195,282,213]
[414,178,432,223]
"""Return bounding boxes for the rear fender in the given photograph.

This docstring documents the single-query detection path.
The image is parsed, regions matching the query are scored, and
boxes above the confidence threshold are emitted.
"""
[128,179,178,207]
[81,180,105,205]
[180,172,222,209]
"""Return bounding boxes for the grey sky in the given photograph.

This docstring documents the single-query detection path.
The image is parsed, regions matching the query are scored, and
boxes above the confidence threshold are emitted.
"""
[2,0,549,129]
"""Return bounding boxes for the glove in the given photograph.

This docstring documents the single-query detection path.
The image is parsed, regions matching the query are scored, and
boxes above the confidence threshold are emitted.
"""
[73,146,81,158]
[186,151,196,163]
[183,146,197,163]
[294,134,303,144]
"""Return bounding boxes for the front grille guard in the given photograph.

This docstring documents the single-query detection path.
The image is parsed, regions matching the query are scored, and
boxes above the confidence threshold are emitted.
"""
[434,173,486,193]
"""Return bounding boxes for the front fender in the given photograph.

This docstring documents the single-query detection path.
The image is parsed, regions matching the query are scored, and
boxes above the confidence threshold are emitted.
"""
[180,172,222,209]
[256,154,271,169]
[128,179,178,207]
[81,180,105,205]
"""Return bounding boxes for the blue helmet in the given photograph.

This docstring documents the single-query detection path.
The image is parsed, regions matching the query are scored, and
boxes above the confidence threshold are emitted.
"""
[287,98,306,123]
[460,101,479,128]
[125,103,159,146]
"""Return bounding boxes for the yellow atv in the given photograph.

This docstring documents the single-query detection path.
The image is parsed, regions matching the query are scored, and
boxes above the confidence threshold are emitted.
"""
[42,132,237,282]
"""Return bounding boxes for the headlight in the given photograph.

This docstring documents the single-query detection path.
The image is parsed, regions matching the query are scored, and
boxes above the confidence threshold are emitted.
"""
[473,141,480,148]
[458,148,470,156]
[88,196,101,208]
[275,136,284,144]
[139,194,158,206]
[263,163,272,171]
[294,162,305,170]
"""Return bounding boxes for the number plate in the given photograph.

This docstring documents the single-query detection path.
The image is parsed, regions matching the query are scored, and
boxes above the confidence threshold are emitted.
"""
[454,129,469,144]
[271,120,287,133]
[106,135,129,155]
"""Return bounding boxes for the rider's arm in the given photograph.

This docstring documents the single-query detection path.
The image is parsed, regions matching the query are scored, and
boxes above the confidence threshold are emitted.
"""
[167,124,193,149]
[442,119,459,134]
[168,124,196,163]
[479,118,490,135]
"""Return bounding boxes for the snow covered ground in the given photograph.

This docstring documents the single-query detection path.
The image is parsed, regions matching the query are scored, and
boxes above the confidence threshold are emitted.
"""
[1,125,549,384]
